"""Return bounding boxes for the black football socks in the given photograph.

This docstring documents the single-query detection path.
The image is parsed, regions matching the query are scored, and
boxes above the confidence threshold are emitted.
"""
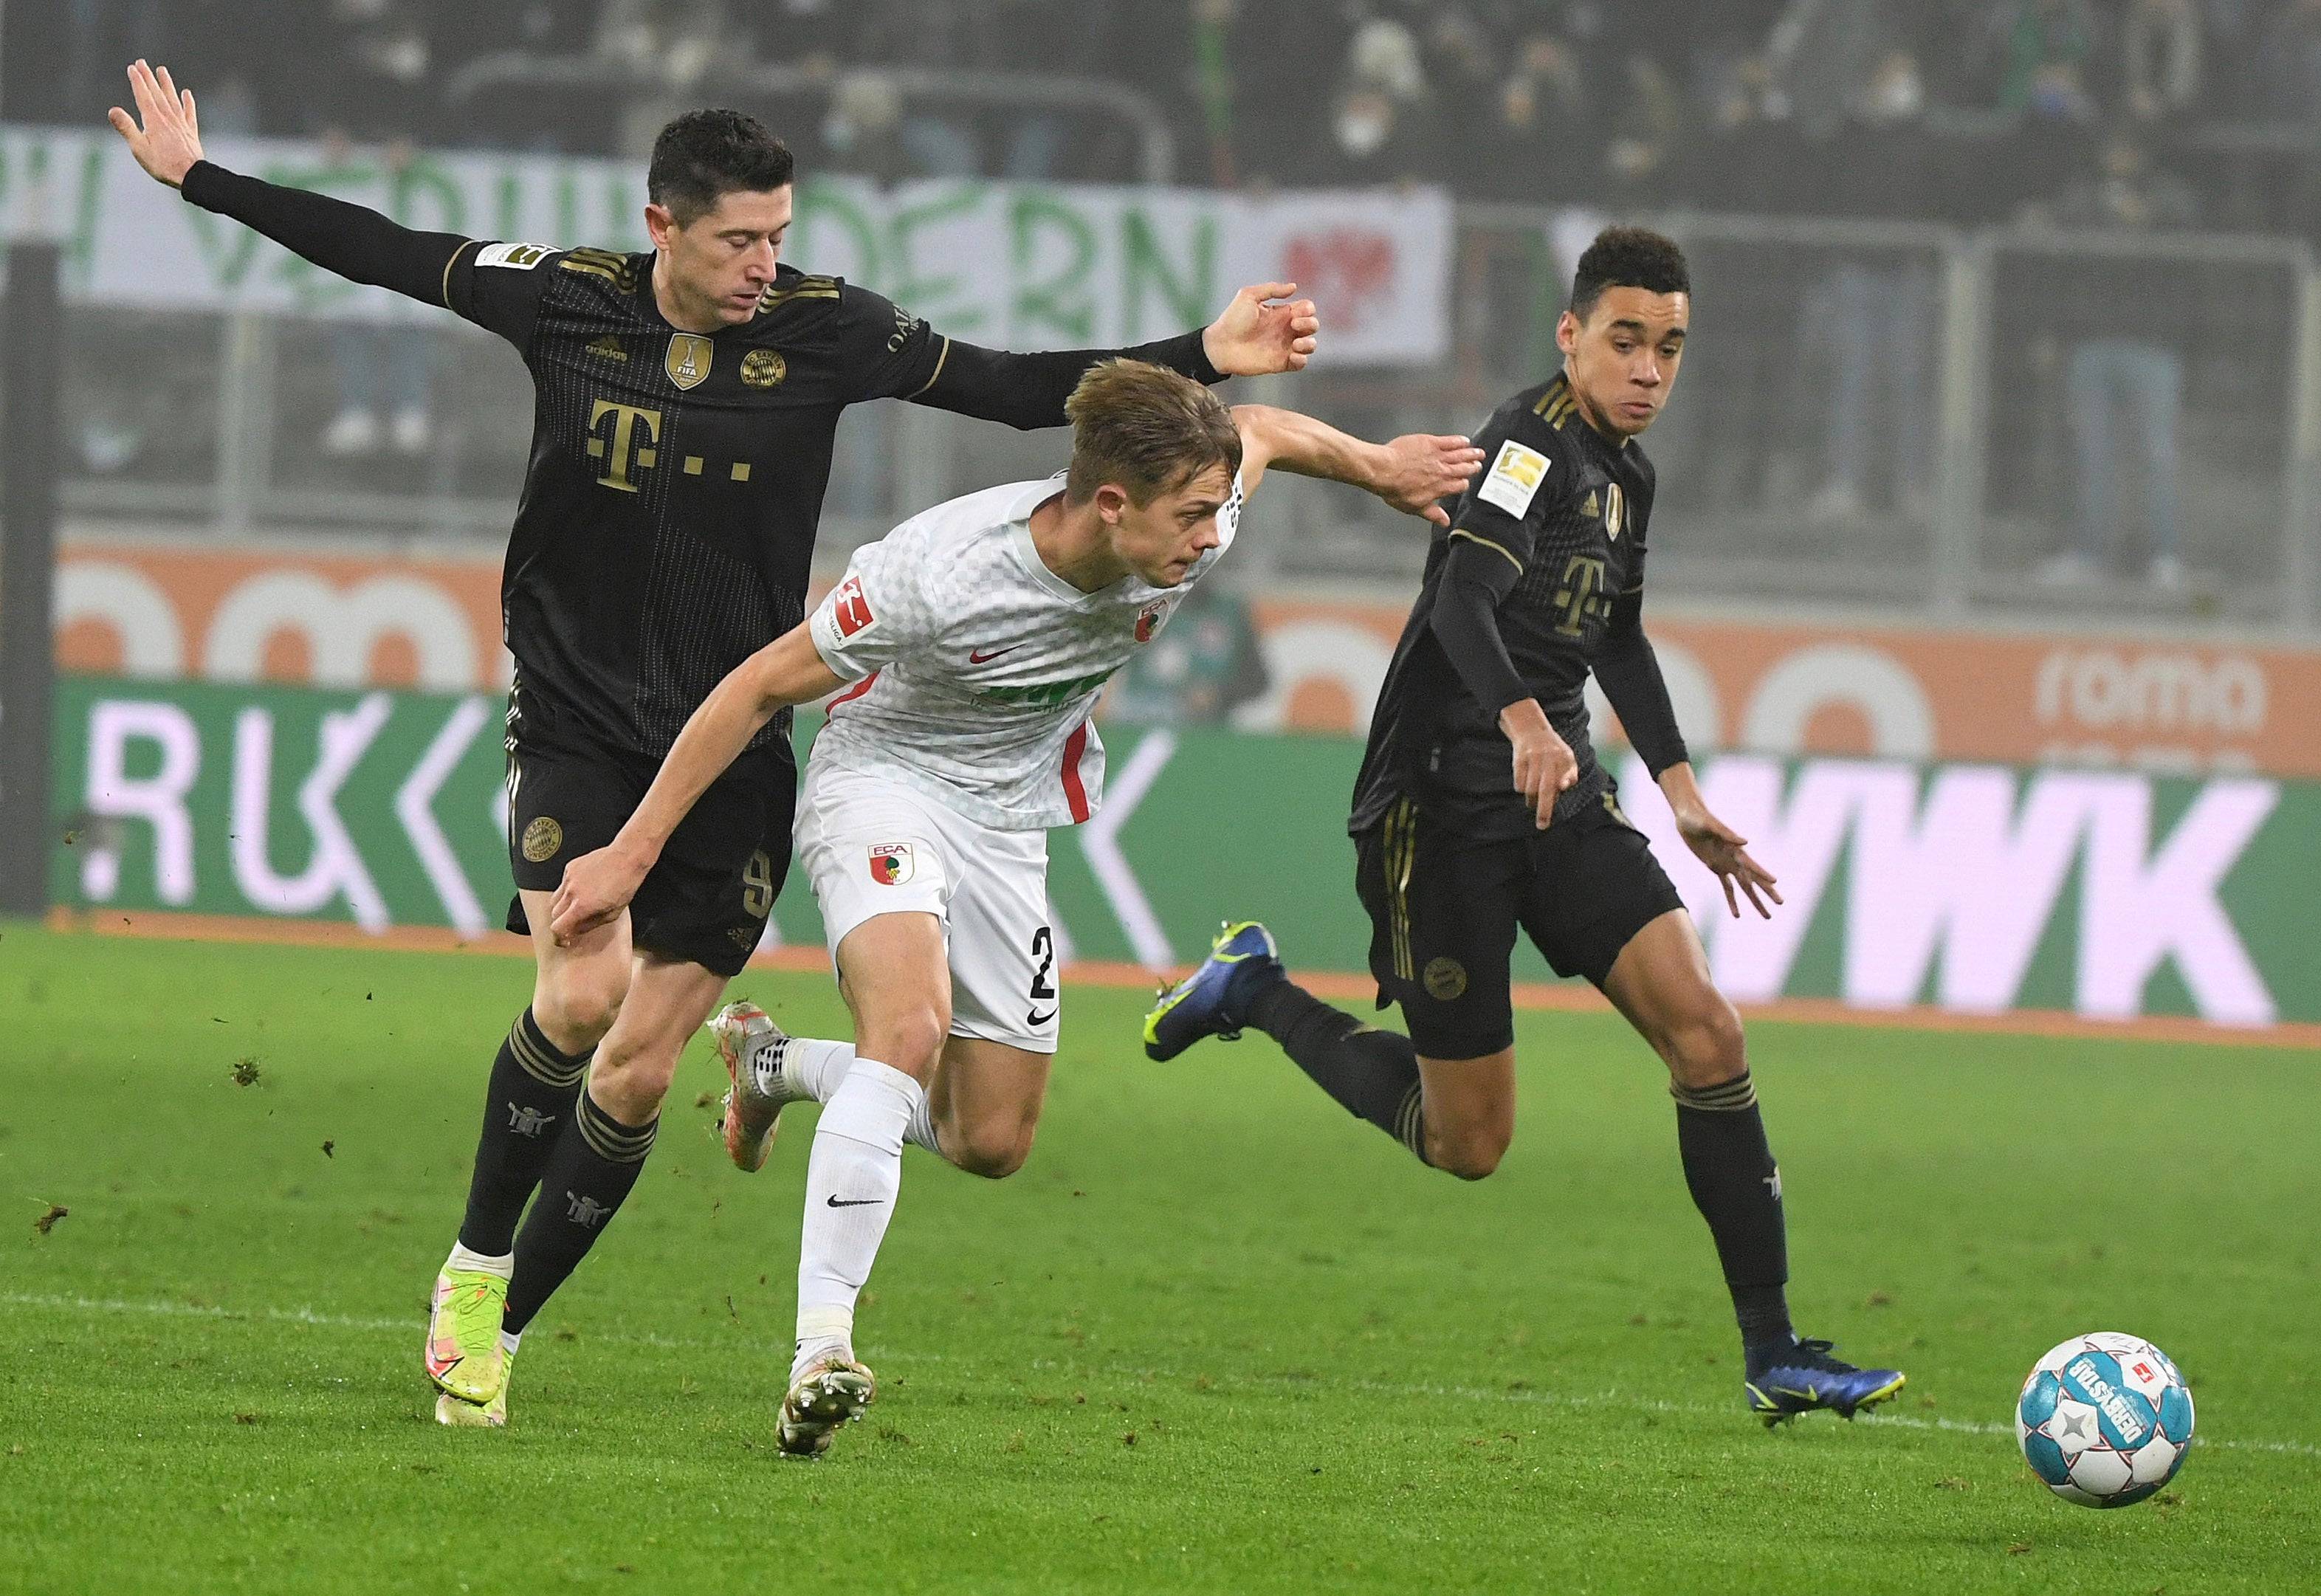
[1240,974,1431,1166]
[457,1008,592,1256]
[1671,1072,1795,1352]
[503,1087,659,1332]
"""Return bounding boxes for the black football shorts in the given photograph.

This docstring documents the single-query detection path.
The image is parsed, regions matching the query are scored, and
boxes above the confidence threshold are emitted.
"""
[500,684,796,980]
[1354,791,1685,1060]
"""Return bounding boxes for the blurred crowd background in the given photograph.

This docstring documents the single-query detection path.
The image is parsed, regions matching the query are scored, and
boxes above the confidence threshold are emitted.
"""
[14,1,2321,229]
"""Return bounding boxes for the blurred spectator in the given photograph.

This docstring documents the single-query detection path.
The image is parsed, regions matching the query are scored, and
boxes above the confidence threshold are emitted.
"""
[1314,18,1440,185]
[1422,3,1502,177]
[1993,0,2100,121]
[1767,0,1905,139]
[2122,0,2201,123]
[1806,257,1936,524]
[596,0,726,85]
[312,0,436,142]
[2037,134,2199,591]
[1480,30,1595,200]
[1603,51,1688,201]
[821,72,910,183]
[306,4,441,461]
[326,318,436,458]
[596,0,732,156]
[1105,585,1269,729]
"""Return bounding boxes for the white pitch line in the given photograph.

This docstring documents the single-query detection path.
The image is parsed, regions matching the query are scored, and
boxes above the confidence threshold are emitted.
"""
[8,1292,2313,1460]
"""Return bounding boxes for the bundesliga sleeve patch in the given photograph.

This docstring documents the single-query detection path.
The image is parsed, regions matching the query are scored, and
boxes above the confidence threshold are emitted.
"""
[1477,439,1550,518]
[475,241,554,269]
[830,574,876,639]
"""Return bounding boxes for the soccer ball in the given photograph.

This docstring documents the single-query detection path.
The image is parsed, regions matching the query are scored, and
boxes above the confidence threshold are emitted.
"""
[2015,1332,2194,1507]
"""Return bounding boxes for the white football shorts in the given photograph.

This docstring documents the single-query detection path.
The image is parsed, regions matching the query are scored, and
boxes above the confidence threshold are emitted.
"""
[794,756,1062,1054]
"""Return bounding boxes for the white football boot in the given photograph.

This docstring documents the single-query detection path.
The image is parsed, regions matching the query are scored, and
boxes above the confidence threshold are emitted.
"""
[706,1000,793,1173]
[777,1354,876,1459]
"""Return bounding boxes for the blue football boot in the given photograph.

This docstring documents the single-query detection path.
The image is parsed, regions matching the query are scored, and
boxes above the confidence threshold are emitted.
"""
[1744,1336,1906,1427]
[1142,921,1283,1062]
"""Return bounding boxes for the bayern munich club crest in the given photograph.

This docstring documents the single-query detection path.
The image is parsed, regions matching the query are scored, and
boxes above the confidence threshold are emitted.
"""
[1135,599,1171,643]
[867,843,915,885]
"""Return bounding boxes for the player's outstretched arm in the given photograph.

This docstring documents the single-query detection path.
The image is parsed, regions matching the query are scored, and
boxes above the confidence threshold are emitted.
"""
[109,59,474,309]
[1229,405,1481,524]
[905,285,1319,430]
[549,628,843,943]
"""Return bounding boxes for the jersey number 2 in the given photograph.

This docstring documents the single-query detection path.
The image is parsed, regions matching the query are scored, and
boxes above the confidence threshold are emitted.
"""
[1025,926,1058,1027]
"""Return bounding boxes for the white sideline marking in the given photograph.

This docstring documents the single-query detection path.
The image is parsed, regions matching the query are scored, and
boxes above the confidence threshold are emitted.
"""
[7,1292,2311,1459]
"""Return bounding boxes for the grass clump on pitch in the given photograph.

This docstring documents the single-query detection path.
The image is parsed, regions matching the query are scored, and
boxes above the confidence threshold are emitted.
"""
[1,925,2314,1595]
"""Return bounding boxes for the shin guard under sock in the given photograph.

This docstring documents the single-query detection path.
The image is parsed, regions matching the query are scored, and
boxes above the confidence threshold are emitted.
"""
[1672,1072,1792,1346]
[458,1008,591,1256]
[503,1086,656,1332]
[1244,979,1429,1164]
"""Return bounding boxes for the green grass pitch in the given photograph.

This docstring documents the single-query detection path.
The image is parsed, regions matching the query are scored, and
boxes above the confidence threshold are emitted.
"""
[2,924,2315,1595]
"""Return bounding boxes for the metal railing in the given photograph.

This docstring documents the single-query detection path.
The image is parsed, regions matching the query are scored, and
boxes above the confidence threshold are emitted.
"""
[38,206,2321,636]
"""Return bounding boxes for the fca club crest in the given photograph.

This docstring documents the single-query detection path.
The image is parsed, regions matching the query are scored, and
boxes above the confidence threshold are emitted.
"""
[1135,599,1171,643]
[868,842,915,885]
[666,333,714,390]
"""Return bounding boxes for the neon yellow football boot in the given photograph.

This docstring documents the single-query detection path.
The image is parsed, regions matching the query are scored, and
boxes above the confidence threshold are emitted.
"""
[424,1267,508,1405]
[436,1342,516,1428]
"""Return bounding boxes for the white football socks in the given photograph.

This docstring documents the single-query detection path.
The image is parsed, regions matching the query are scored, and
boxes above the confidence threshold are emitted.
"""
[763,1036,943,1157]
[763,1036,856,1104]
[445,1242,514,1280]
[792,1058,924,1383]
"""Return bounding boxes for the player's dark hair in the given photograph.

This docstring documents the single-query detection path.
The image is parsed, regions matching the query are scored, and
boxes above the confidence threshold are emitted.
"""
[648,109,796,226]
[1063,360,1242,509]
[1569,227,1690,322]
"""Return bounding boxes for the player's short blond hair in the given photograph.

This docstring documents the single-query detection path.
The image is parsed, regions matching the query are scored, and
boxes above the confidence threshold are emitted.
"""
[1062,359,1242,508]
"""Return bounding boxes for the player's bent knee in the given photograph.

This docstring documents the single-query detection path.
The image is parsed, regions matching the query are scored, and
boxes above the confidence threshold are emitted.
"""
[949,1124,1035,1180]
[1427,1123,1510,1180]
[588,1034,682,1120]
[536,972,626,1048]
[1665,999,1746,1090]
[859,1006,950,1080]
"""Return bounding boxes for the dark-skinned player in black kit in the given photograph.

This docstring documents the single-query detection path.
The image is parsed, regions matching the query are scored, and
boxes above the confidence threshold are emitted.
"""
[1146,227,1906,1426]
[110,59,1321,1427]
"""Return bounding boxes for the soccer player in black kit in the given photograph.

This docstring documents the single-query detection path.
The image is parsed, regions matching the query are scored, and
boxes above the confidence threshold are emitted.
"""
[1147,229,1906,1425]
[111,60,1320,1426]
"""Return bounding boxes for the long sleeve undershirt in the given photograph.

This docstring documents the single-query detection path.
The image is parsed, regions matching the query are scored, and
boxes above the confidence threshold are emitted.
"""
[1428,537,1690,777]
[182,160,465,305]
[178,160,1223,426]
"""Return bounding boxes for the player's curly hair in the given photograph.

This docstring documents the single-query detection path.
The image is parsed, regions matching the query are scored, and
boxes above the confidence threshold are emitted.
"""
[1063,360,1243,508]
[648,109,795,226]
[1569,227,1690,321]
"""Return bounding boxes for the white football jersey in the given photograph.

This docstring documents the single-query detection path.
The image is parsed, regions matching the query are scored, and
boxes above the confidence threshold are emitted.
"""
[806,472,1242,829]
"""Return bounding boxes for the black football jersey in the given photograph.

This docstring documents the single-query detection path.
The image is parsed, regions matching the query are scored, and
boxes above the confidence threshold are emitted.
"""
[444,245,957,757]
[1350,374,1659,842]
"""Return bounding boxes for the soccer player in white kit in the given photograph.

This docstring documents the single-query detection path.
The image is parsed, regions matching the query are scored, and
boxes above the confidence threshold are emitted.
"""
[550,360,1480,1455]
